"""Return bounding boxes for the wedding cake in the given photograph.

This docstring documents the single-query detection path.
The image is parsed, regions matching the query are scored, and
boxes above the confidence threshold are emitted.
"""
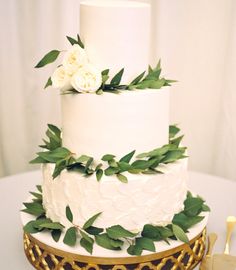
[21,1,209,269]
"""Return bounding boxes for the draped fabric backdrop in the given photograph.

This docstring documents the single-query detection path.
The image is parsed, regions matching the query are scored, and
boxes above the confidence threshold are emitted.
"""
[0,0,235,180]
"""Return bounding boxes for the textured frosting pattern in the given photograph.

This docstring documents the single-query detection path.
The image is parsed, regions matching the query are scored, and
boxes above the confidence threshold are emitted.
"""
[61,89,169,160]
[42,159,188,230]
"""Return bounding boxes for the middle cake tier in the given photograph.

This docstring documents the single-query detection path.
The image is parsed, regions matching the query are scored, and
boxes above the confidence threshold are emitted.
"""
[61,89,169,161]
[42,158,187,231]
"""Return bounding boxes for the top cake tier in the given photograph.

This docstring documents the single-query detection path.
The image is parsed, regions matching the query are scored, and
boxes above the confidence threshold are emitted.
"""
[80,0,151,84]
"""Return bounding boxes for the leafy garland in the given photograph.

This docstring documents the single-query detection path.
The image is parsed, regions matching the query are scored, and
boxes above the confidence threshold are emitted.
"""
[35,34,176,94]
[30,124,187,182]
[22,187,210,255]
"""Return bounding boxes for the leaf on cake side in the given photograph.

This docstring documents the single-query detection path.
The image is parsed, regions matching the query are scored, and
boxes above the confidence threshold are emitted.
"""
[63,227,77,246]
[172,224,189,244]
[83,212,102,230]
[66,206,73,223]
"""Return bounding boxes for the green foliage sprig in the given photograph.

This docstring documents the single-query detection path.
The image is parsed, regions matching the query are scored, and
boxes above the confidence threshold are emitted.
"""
[22,188,210,255]
[35,34,175,93]
[30,124,187,181]
[95,59,176,95]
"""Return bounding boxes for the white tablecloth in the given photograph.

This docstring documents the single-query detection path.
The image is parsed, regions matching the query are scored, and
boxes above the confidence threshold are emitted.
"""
[0,170,235,269]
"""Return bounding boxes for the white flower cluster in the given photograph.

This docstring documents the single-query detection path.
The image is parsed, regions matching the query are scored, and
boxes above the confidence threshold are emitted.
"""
[51,44,102,93]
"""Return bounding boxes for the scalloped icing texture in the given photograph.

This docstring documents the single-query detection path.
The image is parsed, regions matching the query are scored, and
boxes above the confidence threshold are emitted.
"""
[42,158,188,231]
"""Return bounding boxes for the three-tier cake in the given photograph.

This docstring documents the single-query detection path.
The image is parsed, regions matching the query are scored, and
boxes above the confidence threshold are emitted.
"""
[21,1,209,269]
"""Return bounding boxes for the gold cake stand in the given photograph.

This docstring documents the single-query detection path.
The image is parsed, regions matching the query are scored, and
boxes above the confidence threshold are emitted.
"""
[23,228,206,270]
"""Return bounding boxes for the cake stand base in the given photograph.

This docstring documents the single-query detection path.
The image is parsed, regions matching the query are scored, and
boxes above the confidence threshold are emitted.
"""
[23,228,206,270]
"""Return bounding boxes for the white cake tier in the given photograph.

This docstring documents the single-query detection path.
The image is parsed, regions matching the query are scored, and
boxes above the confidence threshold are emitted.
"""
[61,89,169,160]
[80,1,151,84]
[42,158,188,231]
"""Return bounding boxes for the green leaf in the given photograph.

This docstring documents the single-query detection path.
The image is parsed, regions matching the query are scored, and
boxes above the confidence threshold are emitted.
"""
[80,231,94,243]
[106,225,138,239]
[169,125,180,138]
[97,89,104,95]
[127,244,142,256]
[83,212,102,229]
[184,197,204,217]
[66,206,73,223]
[119,150,135,163]
[23,221,40,234]
[36,185,42,193]
[85,226,103,235]
[144,69,162,81]
[102,69,109,76]
[156,59,161,70]
[170,135,184,147]
[172,213,204,231]
[96,169,103,181]
[22,202,45,216]
[141,224,173,241]
[129,71,146,86]
[35,50,60,68]
[108,159,118,168]
[51,230,62,242]
[63,227,77,246]
[30,192,42,200]
[77,34,85,49]
[101,154,115,162]
[116,173,128,183]
[136,145,171,159]
[161,150,186,164]
[148,65,153,74]
[131,159,157,170]
[37,147,71,163]
[76,155,91,163]
[104,167,120,176]
[136,237,156,252]
[66,36,78,45]
[117,162,132,172]
[38,222,64,230]
[80,237,94,254]
[48,124,61,138]
[29,156,49,164]
[202,204,210,212]
[110,68,124,85]
[44,77,52,89]
[52,159,67,179]
[95,234,121,250]
[148,79,165,89]
[23,218,52,233]
[172,224,189,243]
[85,157,94,172]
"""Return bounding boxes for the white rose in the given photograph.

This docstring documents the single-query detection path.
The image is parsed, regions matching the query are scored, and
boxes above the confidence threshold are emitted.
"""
[51,65,71,90]
[71,64,102,93]
[62,44,88,75]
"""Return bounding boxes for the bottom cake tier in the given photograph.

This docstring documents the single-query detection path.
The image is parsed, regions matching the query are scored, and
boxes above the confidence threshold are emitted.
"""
[21,208,208,270]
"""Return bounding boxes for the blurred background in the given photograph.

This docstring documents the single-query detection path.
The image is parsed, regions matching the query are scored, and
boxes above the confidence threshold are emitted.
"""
[0,0,235,180]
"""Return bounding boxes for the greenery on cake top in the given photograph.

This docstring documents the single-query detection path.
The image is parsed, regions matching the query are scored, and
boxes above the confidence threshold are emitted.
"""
[35,34,176,94]
[22,187,210,255]
[30,124,187,182]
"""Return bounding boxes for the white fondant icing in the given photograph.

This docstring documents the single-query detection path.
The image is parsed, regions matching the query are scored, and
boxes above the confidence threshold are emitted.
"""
[80,1,151,83]
[42,158,188,231]
[61,89,170,160]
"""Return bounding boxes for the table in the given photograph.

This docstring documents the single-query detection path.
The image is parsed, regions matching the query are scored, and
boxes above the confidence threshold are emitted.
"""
[0,170,235,269]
